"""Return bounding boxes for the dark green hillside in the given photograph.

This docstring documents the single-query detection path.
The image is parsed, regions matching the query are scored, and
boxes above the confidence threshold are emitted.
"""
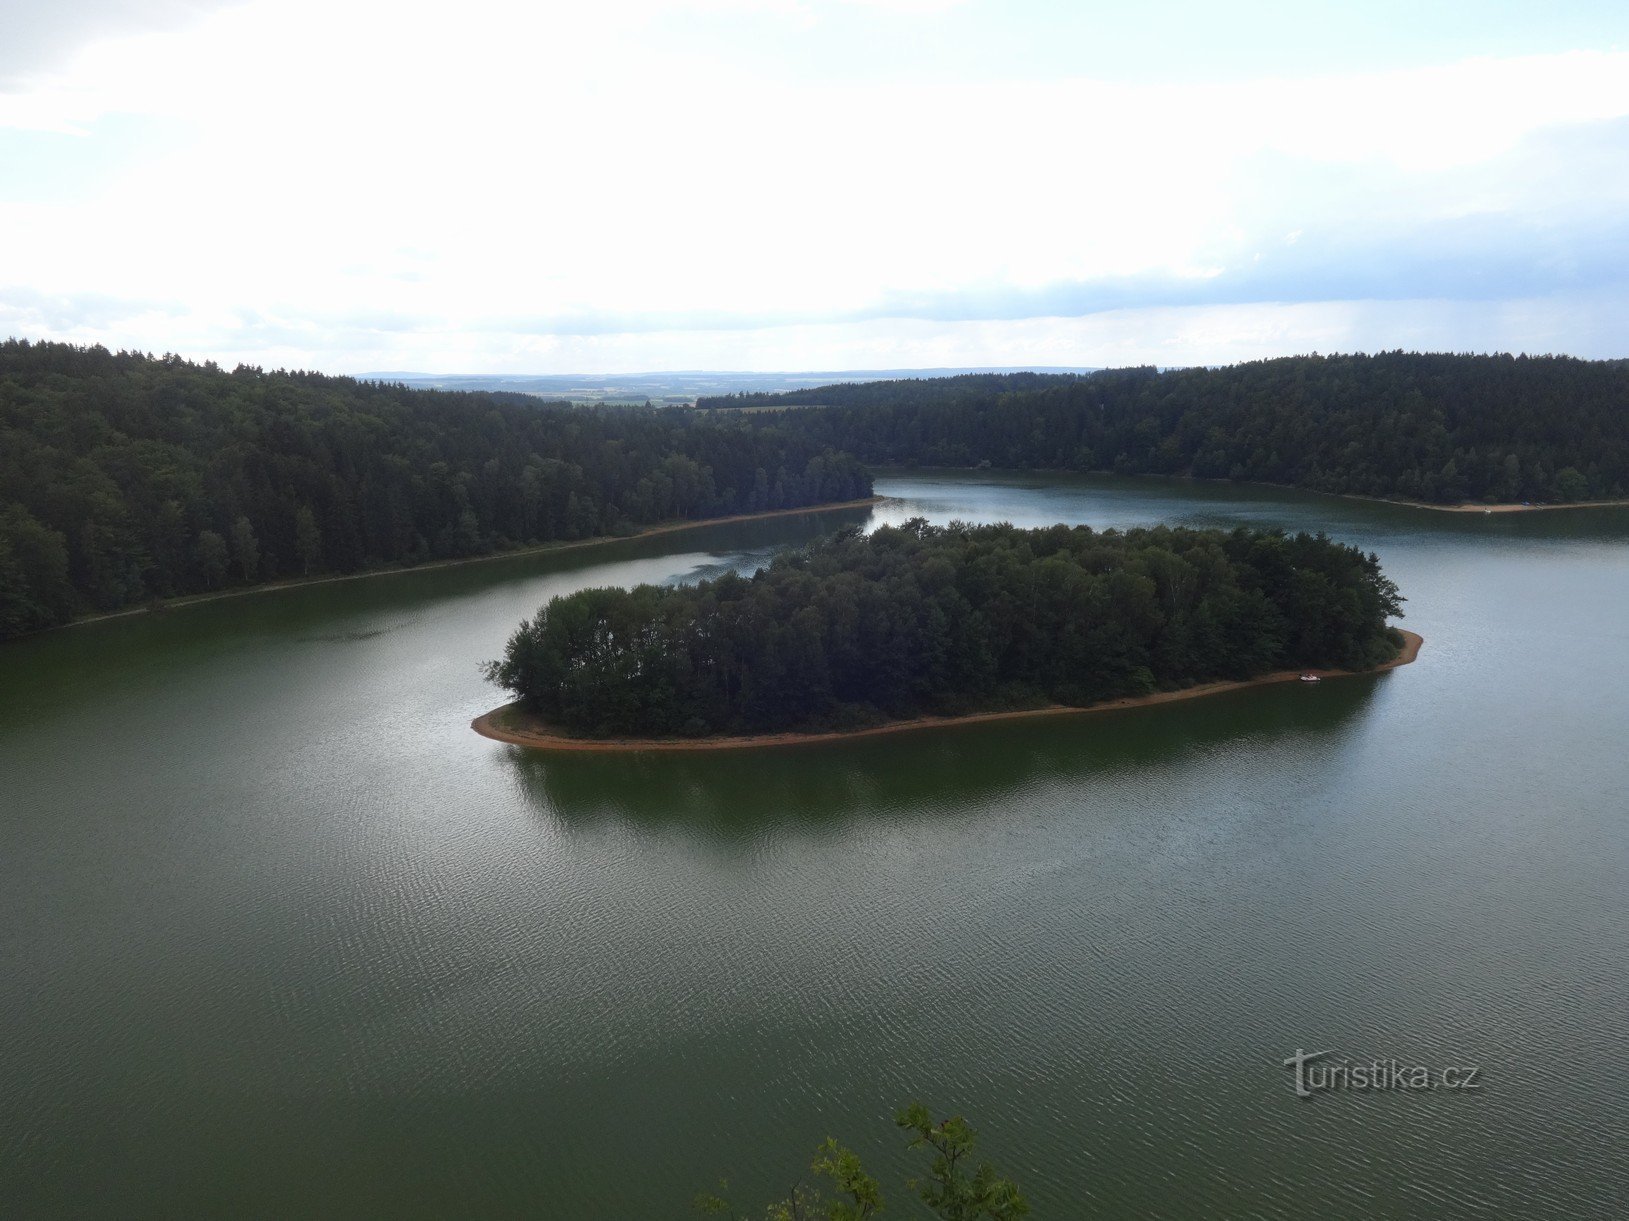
[701,352,1629,505]
[0,340,869,639]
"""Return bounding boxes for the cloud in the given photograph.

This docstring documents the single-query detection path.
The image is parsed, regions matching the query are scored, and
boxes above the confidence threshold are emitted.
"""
[832,0,969,11]
[0,0,250,91]
[2,2,1627,368]
[861,199,1629,326]
[0,285,189,333]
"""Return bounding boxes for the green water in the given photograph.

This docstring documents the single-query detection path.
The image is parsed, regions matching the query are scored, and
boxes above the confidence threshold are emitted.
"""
[2,473,1627,1218]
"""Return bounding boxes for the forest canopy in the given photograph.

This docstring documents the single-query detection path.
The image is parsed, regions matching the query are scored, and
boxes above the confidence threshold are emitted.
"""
[485,518,1404,740]
[0,340,870,639]
[698,352,1629,506]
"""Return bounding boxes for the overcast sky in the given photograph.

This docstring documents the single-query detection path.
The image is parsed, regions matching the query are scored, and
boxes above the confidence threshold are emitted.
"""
[3,0,1628,372]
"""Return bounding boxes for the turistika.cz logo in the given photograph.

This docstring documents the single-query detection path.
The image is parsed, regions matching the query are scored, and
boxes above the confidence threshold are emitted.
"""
[1282,1048,1482,1098]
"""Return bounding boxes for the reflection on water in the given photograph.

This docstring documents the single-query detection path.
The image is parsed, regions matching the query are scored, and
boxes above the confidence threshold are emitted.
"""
[509,677,1385,834]
[298,624,403,643]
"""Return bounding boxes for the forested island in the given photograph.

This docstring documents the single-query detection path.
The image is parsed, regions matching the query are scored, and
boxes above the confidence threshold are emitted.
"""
[698,352,1629,507]
[0,341,870,640]
[482,518,1408,744]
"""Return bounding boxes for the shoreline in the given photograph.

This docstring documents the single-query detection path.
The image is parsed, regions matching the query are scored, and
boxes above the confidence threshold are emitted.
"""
[1326,490,1629,514]
[44,496,887,634]
[473,630,1424,753]
[876,465,1629,514]
[1179,473,1629,514]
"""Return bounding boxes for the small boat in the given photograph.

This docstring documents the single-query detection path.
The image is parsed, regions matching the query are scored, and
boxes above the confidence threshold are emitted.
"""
[1298,673,1321,683]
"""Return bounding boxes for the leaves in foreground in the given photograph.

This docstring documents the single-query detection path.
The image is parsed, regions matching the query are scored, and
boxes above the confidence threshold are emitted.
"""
[695,1107,1028,1220]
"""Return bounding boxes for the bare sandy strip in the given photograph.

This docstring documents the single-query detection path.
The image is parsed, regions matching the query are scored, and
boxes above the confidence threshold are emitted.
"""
[1339,494,1629,514]
[874,466,1629,515]
[51,497,888,633]
[473,630,1424,753]
[1136,471,1629,514]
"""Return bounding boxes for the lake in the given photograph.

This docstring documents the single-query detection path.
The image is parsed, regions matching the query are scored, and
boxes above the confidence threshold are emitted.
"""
[2,471,1626,1217]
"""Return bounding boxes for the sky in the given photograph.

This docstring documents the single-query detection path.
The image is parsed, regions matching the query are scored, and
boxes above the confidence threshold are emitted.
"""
[2,0,1628,373]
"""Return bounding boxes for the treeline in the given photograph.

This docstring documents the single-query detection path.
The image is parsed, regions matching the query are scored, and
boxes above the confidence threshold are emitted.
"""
[702,370,1090,411]
[486,518,1403,739]
[699,353,1629,505]
[0,340,870,639]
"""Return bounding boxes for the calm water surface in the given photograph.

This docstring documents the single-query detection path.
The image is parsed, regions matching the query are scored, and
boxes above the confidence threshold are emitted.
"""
[2,472,1627,1217]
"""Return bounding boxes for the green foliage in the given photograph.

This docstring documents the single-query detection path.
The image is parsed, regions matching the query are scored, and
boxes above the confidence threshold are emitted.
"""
[488,518,1403,738]
[896,1105,1029,1221]
[700,353,1629,505]
[0,504,73,637]
[230,515,259,582]
[195,529,229,589]
[294,504,322,575]
[808,1140,885,1221]
[696,1107,1023,1220]
[0,340,870,639]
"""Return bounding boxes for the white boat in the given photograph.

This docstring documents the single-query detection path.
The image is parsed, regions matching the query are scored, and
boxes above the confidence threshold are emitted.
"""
[1299,673,1321,683]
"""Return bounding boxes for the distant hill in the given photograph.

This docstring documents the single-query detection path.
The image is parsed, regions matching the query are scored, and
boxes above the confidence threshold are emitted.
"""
[0,341,870,639]
[361,367,1101,405]
[704,353,1629,506]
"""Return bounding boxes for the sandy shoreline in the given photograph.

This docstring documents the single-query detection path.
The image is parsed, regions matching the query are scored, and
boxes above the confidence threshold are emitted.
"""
[1192,473,1629,513]
[473,630,1424,753]
[1337,493,1629,514]
[876,466,1629,515]
[46,496,887,634]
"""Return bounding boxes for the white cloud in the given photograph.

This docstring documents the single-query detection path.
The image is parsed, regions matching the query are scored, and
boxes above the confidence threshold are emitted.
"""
[3,0,1628,368]
[0,0,251,89]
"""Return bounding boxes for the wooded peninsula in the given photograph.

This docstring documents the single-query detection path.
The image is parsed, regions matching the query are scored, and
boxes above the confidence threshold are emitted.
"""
[699,352,1629,507]
[483,519,1406,743]
[0,341,869,639]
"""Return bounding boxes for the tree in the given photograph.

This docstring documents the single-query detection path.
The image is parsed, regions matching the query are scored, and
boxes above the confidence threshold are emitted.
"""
[0,504,74,635]
[294,505,322,575]
[196,529,229,588]
[896,1104,1029,1221]
[230,515,260,582]
[695,1106,1025,1220]
[1554,466,1589,502]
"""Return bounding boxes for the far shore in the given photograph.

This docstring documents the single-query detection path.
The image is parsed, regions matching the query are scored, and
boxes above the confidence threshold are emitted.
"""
[1184,472,1629,513]
[875,465,1629,514]
[46,496,887,634]
[1334,492,1629,514]
[473,630,1424,753]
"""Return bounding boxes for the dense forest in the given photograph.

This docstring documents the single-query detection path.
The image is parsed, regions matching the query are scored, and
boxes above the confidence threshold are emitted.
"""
[698,353,1629,505]
[0,341,870,640]
[486,518,1404,739]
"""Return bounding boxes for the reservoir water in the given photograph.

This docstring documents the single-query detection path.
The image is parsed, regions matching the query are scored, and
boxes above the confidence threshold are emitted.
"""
[2,472,1626,1217]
